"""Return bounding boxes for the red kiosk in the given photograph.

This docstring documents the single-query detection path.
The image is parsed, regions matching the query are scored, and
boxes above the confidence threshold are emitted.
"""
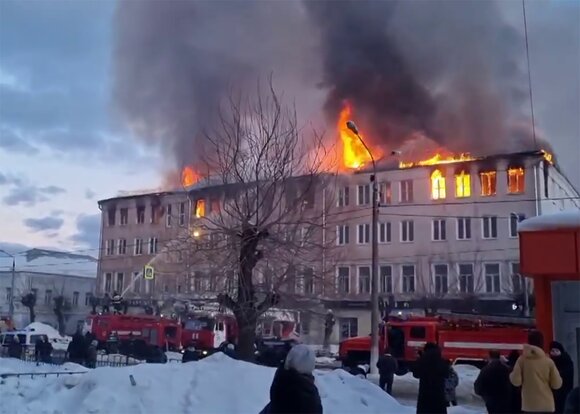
[519,210,580,384]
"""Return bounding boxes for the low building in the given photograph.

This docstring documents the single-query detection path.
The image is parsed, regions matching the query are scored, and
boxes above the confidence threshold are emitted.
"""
[0,249,97,334]
[95,150,580,345]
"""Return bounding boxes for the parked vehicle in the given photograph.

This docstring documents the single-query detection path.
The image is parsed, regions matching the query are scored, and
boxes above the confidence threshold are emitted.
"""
[0,331,50,358]
[339,314,531,374]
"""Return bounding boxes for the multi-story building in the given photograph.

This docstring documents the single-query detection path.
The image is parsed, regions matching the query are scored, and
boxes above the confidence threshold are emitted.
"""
[0,249,97,333]
[96,150,579,345]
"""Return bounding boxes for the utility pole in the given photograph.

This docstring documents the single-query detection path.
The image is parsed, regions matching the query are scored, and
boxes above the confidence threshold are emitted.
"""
[346,120,380,376]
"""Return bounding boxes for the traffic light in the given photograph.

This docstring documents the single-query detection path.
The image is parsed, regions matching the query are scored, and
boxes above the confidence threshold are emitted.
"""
[144,265,155,280]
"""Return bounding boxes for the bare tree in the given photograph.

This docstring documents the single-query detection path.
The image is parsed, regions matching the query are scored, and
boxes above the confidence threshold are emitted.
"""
[53,285,71,335]
[21,291,37,323]
[180,79,335,360]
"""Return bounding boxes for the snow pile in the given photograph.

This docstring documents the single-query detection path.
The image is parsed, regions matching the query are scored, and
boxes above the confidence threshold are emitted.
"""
[518,210,580,232]
[1,353,410,414]
[0,357,86,376]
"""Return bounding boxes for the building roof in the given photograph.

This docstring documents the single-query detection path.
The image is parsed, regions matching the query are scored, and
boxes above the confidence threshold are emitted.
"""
[518,210,580,232]
[0,249,97,278]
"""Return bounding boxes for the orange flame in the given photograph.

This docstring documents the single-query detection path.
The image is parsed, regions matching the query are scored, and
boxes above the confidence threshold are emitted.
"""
[338,104,373,169]
[399,152,476,169]
[181,166,199,187]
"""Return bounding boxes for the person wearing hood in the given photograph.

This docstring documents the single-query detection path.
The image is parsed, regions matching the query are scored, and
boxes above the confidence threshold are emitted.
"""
[549,341,574,414]
[86,340,98,368]
[377,349,398,395]
[510,330,562,413]
[413,342,449,414]
[182,344,199,363]
[474,350,512,413]
[265,344,323,414]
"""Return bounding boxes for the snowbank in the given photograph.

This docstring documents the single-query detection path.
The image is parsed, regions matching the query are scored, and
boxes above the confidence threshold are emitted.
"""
[1,353,410,414]
[518,210,580,232]
[0,357,86,376]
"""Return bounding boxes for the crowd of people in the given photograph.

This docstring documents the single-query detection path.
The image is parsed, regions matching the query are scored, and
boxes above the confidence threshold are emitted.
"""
[66,332,99,368]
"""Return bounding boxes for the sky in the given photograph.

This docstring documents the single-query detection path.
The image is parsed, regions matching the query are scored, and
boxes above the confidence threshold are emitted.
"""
[0,0,578,258]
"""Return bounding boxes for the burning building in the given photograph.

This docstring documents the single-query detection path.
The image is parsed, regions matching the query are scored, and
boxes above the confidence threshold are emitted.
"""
[96,148,579,346]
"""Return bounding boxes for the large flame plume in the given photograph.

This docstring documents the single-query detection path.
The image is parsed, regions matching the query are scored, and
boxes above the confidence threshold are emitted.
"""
[181,166,200,187]
[338,103,375,169]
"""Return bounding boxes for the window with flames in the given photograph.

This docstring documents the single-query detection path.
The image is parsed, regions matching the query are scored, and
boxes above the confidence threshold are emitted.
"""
[507,167,525,194]
[431,169,446,200]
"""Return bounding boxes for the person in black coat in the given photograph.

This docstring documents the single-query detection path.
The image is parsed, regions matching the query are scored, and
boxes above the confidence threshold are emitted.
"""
[474,350,512,413]
[413,343,449,414]
[182,344,199,363]
[67,332,86,365]
[377,350,398,395]
[8,336,23,359]
[506,350,522,414]
[35,336,53,364]
[550,341,575,414]
[564,387,579,414]
[266,344,322,414]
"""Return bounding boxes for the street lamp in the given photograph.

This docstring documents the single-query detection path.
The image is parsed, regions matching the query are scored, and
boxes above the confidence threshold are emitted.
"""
[0,249,16,321]
[346,120,380,377]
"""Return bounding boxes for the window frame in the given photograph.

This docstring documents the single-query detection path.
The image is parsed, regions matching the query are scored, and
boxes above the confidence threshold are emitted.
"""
[484,263,501,293]
[400,220,414,243]
[482,216,498,239]
[432,218,447,241]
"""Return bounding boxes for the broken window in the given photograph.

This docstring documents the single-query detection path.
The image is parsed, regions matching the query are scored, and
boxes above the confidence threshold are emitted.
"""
[431,169,446,200]
[166,204,172,227]
[107,207,116,226]
[508,167,525,194]
[195,199,206,218]
[480,171,497,196]
[136,206,145,224]
[209,198,220,214]
[179,202,186,226]
[120,208,128,226]
[455,170,471,198]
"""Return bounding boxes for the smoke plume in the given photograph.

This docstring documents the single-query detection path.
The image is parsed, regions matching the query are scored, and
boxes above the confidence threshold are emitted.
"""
[113,0,544,172]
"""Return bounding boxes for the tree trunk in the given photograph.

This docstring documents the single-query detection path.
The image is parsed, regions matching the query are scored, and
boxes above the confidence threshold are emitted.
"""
[235,309,258,361]
[28,306,35,323]
[55,310,65,335]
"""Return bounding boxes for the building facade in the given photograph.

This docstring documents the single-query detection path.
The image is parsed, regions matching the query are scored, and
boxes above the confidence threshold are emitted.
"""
[96,150,580,345]
[0,249,97,334]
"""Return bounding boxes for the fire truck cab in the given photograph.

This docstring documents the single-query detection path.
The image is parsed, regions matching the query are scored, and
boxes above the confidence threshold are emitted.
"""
[181,314,238,352]
[339,315,530,373]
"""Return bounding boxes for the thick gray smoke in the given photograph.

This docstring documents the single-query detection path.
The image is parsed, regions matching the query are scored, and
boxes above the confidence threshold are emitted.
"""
[113,0,543,173]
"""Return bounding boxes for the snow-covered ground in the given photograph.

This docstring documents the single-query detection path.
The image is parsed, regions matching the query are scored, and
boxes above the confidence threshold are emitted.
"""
[0,355,483,414]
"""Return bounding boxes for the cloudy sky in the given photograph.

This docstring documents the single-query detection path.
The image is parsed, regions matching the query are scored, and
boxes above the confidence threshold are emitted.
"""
[0,0,578,258]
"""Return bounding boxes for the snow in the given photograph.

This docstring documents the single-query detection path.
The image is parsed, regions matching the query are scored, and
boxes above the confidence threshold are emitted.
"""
[0,354,484,414]
[518,210,580,232]
[0,248,97,278]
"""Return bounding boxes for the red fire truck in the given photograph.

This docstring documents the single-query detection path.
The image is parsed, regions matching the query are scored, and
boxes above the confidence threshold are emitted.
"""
[83,314,183,351]
[339,315,531,373]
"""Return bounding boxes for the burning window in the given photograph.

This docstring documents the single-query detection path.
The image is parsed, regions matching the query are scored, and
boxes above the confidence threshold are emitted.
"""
[455,170,471,198]
[195,199,206,218]
[479,171,497,196]
[431,169,446,200]
[507,167,525,194]
[379,182,392,204]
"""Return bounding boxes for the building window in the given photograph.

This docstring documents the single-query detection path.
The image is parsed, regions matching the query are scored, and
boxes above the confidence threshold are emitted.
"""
[336,225,349,245]
[303,267,314,295]
[104,273,112,292]
[133,272,140,294]
[401,220,414,242]
[433,264,448,294]
[337,267,350,294]
[116,273,124,292]
[136,206,145,224]
[358,266,371,294]
[432,219,447,241]
[357,184,370,205]
[357,223,370,244]
[400,180,413,203]
[509,213,526,238]
[44,289,52,305]
[402,265,415,293]
[485,263,501,293]
[166,204,172,227]
[5,288,11,302]
[209,198,220,214]
[339,317,358,340]
[337,186,350,207]
[72,292,79,307]
[85,293,91,306]
[134,238,144,255]
[508,167,525,194]
[117,239,127,255]
[456,217,472,240]
[455,170,471,198]
[179,202,186,226]
[120,208,128,226]
[195,199,206,218]
[379,182,392,205]
[380,265,392,293]
[148,237,158,254]
[482,216,498,239]
[480,171,497,196]
[105,239,115,256]
[431,169,446,200]
[458,263,474,293]
[379,222,391,243]
[107,207,116,226]
[151,205,160,224]
[511,262,524,294]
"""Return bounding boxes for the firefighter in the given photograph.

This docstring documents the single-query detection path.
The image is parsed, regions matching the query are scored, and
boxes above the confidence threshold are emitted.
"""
[413,343,449,414]
[111,291,123,314]
[263,344,322,414]
[510,330,562,414]
[474,350,512,414]
[376,349,398,395]
[8,335,23,359]
[550,341,575,414]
